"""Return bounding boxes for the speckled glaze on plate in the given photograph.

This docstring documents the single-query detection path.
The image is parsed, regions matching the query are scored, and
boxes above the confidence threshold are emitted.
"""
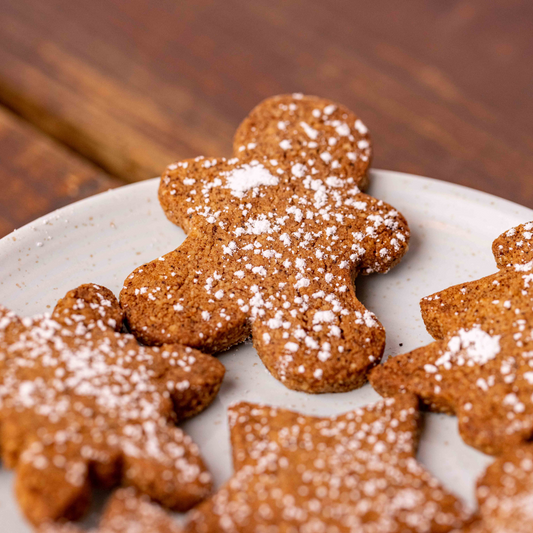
[1,170,532,531]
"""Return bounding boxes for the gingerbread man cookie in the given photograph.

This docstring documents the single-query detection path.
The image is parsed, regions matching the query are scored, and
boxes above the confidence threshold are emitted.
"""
[186,395,471,533]
[0,284,224,525]
[121,94,410,393]
[39,487,183,533]
[370,222,533,455]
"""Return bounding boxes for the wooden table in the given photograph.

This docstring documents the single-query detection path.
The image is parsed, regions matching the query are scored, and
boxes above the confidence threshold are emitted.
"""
[0,0,532,237]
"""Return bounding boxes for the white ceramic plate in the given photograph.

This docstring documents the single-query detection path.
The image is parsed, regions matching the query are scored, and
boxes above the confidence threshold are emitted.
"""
[1,170,532,531]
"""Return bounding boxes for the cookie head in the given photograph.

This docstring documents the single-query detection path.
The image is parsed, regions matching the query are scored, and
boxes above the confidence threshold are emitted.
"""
[234,93,372,191]
[121,94,410,394]
[0,284,225,525]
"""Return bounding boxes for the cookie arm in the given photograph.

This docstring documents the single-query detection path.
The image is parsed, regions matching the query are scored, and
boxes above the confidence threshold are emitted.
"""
[342,194,410,275]
[158,158,240,233]
[228,402,296,470]
[369,342,457,415]
[370,332,533,455]
[420,269,530,340]
[14,443,91,526]
[420,284,473,340]
[0,304,24,342]
[492,221,533,268]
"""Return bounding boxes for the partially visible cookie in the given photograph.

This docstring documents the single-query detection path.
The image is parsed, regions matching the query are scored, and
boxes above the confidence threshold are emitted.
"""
[39,487,183,533]
[460,445,533,533]
[0,284,224,525]
[234,93,372,191]
[186,395,471,533]
[370,222,533,455]
[121,94,410,394]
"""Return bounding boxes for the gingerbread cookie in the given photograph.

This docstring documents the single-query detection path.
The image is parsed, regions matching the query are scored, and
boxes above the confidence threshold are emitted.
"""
[0,284,224,525]
[370,222,533,455]
[121,94,410,393]
[39,487,182,533]
[186,395,471,533]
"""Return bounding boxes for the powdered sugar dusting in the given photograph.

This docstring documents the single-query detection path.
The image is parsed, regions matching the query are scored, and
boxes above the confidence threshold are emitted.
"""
[225,162,279,198]
[436,326,501,367]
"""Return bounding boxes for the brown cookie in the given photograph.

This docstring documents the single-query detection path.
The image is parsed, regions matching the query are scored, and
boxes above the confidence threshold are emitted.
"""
[120,94,410,393]
[186,395,471,533]
[370,222,533,455]
[39,487,182,533]
[471,444,533,533]
[0,284,225,525]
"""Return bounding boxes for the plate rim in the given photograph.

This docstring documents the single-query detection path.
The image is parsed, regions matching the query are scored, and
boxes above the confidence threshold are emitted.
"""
[2,169,532,247]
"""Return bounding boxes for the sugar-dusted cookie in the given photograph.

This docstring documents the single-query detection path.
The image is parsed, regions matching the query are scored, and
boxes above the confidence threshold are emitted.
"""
[121,94,410,393]
[470,444,533,533]
[370,222,533,455]
[448,444,533,533]
[39,487,182,533]
[186,395,471,533]
[0,284,224,525]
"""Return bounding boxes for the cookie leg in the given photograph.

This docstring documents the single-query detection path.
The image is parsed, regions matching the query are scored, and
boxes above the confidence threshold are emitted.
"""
[369,342,458,415]
[252,282,385,393]
[120,425,211,512]
[15,444,90,525]
[100,487,183,533]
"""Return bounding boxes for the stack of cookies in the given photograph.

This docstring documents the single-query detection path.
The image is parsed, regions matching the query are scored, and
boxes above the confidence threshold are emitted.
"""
[1,94,531,533]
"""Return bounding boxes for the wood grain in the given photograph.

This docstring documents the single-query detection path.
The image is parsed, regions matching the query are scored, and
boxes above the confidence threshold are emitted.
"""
[0,107,121,237]
[0,0,531,206]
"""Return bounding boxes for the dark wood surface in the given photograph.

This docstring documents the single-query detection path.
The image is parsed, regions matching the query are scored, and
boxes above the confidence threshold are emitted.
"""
[0,108,120,237]
[0,0,532,237]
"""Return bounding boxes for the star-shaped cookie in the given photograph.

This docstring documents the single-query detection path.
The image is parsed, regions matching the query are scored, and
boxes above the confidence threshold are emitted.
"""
[39,487,182,533]
[121,94,410,393]
[370,222,533,455]
[0,284,225,525]
[186,395,471,533]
